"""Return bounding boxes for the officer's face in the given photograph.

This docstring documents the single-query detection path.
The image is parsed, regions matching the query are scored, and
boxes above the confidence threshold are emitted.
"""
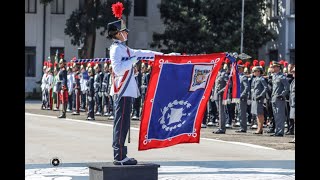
[253,70,261,76]
[116,30,128,42]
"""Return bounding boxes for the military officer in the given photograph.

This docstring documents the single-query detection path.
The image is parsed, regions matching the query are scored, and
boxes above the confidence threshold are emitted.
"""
[212,61,229,134]
[94,63,104,116]
[270,61,290,136]
[57,58,68,118]
[86,67,95,120]
[250,66,268,134]
[72,63,81,115]
[235,61,249,133]
[289,67,295,143]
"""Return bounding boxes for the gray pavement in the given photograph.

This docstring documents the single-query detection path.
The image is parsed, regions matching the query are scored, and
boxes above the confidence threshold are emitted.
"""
[25,111,295,179]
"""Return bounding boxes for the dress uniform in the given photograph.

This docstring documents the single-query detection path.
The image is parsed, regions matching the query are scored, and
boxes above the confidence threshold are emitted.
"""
[235,63,249,133]
[86,67,95,120]
[41,65,48,110]
[107,16,163,165]
[212,66,229,134]
[270,62,290,136]
[67,66,74,112]
[132,65,142,120]
[250,66,268,134]
[94,64,104,116]
[72,64,81,115]
[80,65,88,111]
[58,59,68,118]
[101,63,111,116]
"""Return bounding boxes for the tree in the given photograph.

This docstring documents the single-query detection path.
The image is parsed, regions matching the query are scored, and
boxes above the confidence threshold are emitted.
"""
[150,0,275,58]
[40,0,132,59]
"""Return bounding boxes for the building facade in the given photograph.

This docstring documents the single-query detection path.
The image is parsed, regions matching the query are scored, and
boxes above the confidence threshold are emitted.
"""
[25,0,164,96]
[258,0,295,64]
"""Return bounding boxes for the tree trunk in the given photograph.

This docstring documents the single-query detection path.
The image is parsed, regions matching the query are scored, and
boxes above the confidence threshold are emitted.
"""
[79,0,98,59]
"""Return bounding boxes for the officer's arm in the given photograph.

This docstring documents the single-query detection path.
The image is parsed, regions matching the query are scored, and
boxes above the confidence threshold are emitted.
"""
[129,48,163,61]
[280,77,290,97]
[258,78,268,98]
[241,77,249,97]
[110,46,137,75]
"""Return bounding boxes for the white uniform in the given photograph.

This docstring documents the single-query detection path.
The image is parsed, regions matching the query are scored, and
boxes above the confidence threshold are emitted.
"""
[109,40,163,98]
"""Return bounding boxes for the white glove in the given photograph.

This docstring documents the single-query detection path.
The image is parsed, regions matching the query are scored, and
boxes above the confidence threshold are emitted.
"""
[247,100,251,105]
[88,96,92,101]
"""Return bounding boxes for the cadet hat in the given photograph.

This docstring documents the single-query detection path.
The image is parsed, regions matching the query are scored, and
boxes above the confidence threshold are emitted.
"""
[270,61,281,67]
[237,60,244,68]
[107,2,129,39]
[252,66,263,73]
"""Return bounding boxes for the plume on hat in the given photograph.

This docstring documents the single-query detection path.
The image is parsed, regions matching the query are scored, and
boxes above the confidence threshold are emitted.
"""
[112,2,125,19]
[259,60,265,67]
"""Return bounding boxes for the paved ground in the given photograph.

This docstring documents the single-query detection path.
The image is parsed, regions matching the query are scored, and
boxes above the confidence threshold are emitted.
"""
[25,100,295,150]
[25,110,294,180]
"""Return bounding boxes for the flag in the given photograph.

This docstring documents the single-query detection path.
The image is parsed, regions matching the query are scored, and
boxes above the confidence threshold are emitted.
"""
[138,53,226,151]
[222,54,240,104]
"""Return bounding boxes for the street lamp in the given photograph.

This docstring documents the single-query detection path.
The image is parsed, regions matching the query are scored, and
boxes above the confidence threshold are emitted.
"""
[240,0,245,54]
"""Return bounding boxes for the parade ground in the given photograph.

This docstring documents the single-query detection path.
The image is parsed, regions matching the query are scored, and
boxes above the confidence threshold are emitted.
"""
[25,100,295,179]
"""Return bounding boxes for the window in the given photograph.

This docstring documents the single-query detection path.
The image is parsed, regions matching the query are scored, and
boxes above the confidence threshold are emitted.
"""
[290,0,295,15]
[79,0,85,10]
[51,0,65,14]
[134,0,147,17]
[275,0,280,16]
[50,47,65,63]
[289,49,295,64]
[25,47,36,77]
[25,0,37,13]
[269,50,278,62]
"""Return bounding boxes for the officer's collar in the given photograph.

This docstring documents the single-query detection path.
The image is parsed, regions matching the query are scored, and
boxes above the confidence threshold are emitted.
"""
[113,39,126,46]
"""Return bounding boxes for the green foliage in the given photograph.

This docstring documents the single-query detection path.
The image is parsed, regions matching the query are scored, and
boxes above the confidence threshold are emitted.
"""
[64,0,132,47]
[151,0,275,58]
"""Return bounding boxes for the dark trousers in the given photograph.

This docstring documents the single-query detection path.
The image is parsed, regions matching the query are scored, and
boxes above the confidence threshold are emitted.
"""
[112,96,133,161]
[207,100,218,123]
[95,92,102,113]
[73,88,80,113]
[81,91,86,109]
[68,93,73,111]
[285,101,294,133]
[87,95,95,118]
[238,98,248,131]
[226,103,236,125]
[132,96,141,117]
[247,104,252,124]
[266,100,274,128]
[215,96,226,131]
[102,92,109,113]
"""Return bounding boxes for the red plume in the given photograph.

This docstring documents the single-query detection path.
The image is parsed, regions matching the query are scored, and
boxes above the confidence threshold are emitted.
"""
[148,61,153,66]
[54,62,58,67]
[112,2,125,19]
[250,65,254,70]
[237,60,243,65]
[225,58,230,64]
[284,61,288,67]
[279,60,285,65]
[60,53,64,59]
[245,61,250,68]
[44,62,47,66]
[253,60,258,66]
[259,60,265,67]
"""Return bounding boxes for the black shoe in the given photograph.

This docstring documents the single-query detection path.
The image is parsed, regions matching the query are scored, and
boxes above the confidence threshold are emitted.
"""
[58,114,66,118]
[213,129,225,134]
[285,131,294,135]
[270,133,284,137]
[113,157,138,165]
[235,129,246,133]
[266,129,275,133]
